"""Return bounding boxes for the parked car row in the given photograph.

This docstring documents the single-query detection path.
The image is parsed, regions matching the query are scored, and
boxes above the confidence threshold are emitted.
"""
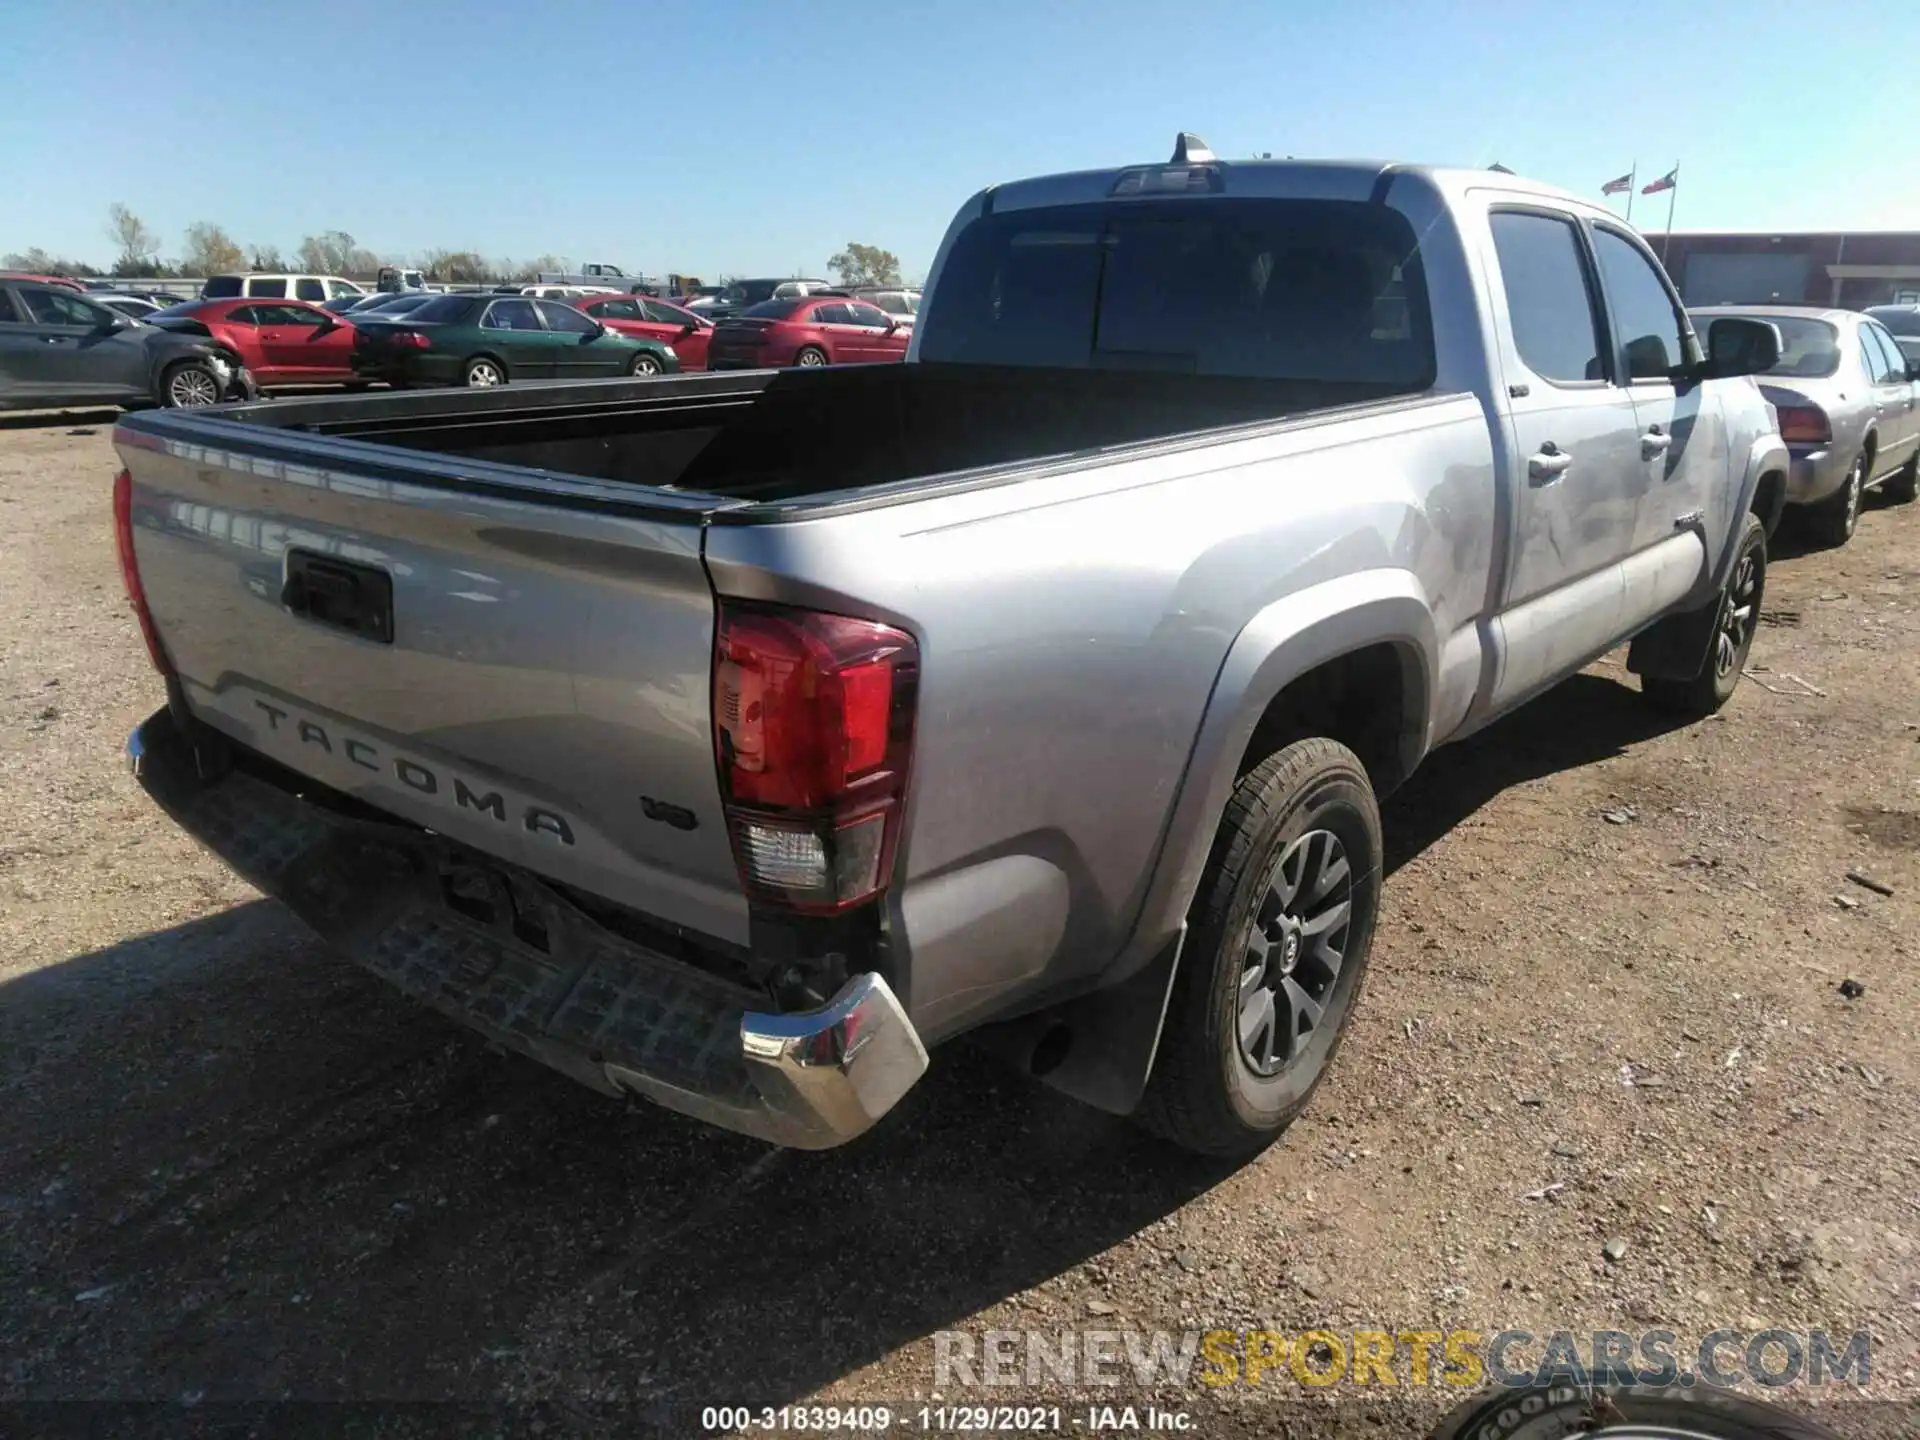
[1689,304,1920,545]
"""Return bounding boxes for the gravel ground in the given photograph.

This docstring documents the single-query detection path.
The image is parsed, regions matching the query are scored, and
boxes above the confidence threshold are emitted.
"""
[0,412,1916,1438]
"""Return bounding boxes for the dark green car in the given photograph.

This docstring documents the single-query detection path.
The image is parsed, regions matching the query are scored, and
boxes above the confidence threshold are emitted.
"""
[350,293,679,388]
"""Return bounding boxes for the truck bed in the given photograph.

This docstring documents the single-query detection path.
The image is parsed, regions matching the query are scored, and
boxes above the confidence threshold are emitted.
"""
[221,363,1414,507]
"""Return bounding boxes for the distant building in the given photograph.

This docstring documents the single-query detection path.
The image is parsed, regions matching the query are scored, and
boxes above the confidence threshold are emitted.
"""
[1658,231,1920,309]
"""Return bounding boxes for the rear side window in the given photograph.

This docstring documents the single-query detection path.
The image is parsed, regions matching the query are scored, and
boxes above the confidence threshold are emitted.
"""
[482,298,541,330]
[1489,212,1605,384]
[248,278,288,298]
[1861,323,1906,385]
[409,296,476,324]
[1592,229,1687,381]
[1708,316,1837,379]
[918,198,1434,387]
[295,278,326,302]
[202,276,243,298]
[0,290,21,324]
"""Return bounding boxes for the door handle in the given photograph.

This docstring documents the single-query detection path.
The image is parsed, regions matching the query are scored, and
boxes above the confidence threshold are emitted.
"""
[1640,426,1672,459]
[1528,446,1573,483]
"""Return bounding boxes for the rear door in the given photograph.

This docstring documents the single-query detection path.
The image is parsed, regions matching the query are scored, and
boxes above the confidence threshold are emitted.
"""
[808,302,857,361]
[1860,320,1918,471]
[18,287,149,401]
[477,297,555,378]
[1588,225,1727,565]
[1484,209,1644,611]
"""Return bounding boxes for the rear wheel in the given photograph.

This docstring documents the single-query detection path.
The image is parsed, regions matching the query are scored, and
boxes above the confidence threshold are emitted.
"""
[1641,511,1765,717]
[1137,738,1381,1157]
[793,347,828,367]
[628,352,663,376]
[463,356,506,388]
[161,360,222,408]
[1808,452,1865,546]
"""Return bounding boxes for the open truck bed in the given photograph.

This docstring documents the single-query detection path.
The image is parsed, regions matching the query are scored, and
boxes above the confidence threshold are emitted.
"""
[224,363,1411,509]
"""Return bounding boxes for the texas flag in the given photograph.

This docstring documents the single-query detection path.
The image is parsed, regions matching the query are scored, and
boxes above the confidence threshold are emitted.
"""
[1601,172,1633,196]
[1642,168,1679,195]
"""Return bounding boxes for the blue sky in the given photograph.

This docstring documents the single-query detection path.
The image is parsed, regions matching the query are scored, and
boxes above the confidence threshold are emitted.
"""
[4,0,1914,281]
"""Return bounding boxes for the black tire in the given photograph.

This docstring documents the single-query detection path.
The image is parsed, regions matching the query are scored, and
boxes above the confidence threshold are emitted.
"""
[463,355,507,388]
[1807,452,1865,546]
[1642,511,1765,717]
[793,346,828,368]
[628,351,663,377]
[160,360,222,408]
[1426,1384,1843,1440]
[1886,451,1919,504]
[1137,737,1381,1157]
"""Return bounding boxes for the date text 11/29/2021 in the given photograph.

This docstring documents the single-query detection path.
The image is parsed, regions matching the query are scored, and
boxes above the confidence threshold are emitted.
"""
[701,1405,1194,1431]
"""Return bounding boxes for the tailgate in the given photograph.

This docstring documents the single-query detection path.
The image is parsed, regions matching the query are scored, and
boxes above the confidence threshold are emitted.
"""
[117,421,750,947]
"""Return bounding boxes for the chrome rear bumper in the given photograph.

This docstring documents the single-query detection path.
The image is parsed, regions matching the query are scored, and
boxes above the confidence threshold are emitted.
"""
[128,707,927,1149]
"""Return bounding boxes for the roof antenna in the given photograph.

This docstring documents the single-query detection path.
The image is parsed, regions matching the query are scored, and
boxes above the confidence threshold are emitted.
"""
[1171,132,1215,164]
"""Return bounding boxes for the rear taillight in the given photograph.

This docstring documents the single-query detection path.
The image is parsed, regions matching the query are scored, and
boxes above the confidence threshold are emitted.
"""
[713,600,918,914]
[113,468,172,677]
[388,330,431,349]
[1775,404,1831,445]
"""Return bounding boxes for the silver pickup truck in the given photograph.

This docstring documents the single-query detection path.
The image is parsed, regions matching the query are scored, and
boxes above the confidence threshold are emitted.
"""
[115,138,1789,1156]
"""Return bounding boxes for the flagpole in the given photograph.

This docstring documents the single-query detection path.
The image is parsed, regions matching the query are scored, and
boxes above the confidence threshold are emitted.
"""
[1660,161,1678,265]
[1626,162,1636,224]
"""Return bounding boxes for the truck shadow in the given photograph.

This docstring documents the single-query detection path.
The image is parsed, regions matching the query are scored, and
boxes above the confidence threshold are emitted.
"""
[0,673,1685,1413]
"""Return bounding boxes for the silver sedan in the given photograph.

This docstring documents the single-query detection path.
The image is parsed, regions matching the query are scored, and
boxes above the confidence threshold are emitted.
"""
[1692,305,1919,546]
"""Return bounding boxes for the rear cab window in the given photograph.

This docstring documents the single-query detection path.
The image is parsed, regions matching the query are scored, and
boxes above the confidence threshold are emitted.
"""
[916,197,1435,388]
[1488,210,1606,385]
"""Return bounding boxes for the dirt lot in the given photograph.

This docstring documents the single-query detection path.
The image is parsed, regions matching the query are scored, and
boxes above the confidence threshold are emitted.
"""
[1,412,1916,1437]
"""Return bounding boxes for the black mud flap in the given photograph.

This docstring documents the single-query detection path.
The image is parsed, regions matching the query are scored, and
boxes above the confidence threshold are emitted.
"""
[973,928,1185,1116]
[1627,588,1721,681]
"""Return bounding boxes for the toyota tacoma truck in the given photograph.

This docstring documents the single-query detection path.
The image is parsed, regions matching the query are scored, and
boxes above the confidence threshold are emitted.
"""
[114,137,1789,1155]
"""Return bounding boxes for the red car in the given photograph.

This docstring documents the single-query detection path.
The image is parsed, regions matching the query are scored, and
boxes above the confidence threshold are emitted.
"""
[571,293,713,370]
[1,271,85,292]
[147,298,359,388]
[705,296,910,370]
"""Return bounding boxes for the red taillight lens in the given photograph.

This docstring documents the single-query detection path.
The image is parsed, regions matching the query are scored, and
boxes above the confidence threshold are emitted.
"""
[389,330,431,349]
[713,601,918,914]
[1775,404,1831,445]
[113,468,172,677]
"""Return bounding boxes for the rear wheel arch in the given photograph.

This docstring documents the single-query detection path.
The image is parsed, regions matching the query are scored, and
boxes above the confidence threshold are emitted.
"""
[1750,468,1786,536]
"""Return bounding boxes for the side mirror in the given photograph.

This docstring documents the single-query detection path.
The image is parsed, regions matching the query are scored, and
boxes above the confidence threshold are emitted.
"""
[1703,317,1781,379]
[677,321,697,337]
[1907,360,1920,383]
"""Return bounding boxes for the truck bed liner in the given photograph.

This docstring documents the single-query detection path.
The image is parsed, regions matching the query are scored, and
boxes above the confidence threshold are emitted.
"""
[221,363,1415,506]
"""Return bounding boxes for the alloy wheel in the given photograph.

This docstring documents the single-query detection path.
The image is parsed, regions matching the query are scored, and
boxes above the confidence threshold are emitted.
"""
[1238,828,1353,1077]
[1714,546,1760,679]
[168,368,219,407]
[468,362,502,387]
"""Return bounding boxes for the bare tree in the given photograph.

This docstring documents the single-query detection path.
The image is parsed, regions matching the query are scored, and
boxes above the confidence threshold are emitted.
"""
[828,242,902,287]
[296,230,358,276]
[180,222,246,277]
[105,202,161,276]
[248,242,286,271]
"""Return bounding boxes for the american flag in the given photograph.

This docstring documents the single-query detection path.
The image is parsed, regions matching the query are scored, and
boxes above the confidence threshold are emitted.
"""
[1642,168,1678,195]
[1601,172,1633,196]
